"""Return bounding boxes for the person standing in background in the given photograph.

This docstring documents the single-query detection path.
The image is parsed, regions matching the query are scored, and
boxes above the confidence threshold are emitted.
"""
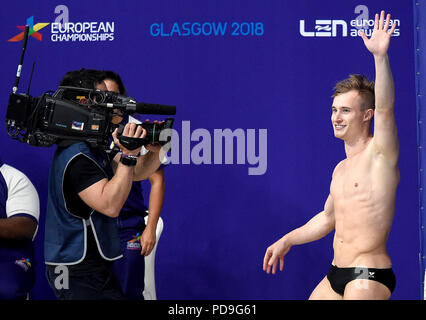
[101,70,166,300]
[0,158,39,299]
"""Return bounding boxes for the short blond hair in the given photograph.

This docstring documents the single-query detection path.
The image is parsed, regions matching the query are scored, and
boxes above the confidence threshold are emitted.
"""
[332,74,375,110]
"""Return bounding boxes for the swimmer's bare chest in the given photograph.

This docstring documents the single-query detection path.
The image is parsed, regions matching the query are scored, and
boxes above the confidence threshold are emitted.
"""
[329,145,398,267]
[331,145,398,219]
[331,152,373,210]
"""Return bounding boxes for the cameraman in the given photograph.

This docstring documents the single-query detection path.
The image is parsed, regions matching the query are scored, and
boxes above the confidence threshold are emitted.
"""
[44,69,163,300]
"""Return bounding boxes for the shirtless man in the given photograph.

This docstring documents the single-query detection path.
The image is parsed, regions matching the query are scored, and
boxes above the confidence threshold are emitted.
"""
[263,11,399,300]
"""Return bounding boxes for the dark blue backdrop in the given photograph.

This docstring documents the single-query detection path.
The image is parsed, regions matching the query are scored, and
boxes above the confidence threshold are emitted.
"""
[414,0,426,299]
[0,0,420,299]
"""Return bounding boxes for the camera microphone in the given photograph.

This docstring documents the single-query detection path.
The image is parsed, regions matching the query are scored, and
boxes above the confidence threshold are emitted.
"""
[127,102,176,115]
[99,101,176,115]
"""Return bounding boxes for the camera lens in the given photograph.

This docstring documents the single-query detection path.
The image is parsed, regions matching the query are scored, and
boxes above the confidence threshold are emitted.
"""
[90,90,105,104]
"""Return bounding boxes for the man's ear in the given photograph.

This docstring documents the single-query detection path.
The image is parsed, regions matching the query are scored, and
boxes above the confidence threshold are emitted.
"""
[363,108,374,122]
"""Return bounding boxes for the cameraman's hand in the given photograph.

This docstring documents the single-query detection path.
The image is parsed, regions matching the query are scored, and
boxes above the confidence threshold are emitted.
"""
[112,122,146,156]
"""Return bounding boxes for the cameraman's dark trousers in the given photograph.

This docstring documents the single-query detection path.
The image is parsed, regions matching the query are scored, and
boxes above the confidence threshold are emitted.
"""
[46,225,124,300]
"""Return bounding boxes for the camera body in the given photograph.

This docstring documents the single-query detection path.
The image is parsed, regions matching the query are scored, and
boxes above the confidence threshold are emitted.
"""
[5,86,175,149]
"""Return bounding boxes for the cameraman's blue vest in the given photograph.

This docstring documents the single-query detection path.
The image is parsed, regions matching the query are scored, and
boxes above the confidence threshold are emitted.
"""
[44,142,122,264]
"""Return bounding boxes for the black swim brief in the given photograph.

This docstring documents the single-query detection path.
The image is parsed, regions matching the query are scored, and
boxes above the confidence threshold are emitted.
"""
[326,265,396,296]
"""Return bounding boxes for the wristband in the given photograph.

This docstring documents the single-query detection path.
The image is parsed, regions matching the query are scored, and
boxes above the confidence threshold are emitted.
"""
[120,153,138,167]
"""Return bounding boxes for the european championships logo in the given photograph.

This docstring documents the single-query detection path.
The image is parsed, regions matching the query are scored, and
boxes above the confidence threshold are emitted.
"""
[8,16,50,42]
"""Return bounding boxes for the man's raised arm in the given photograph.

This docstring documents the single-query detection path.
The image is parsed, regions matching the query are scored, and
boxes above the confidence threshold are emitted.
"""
[360,10,398,161]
